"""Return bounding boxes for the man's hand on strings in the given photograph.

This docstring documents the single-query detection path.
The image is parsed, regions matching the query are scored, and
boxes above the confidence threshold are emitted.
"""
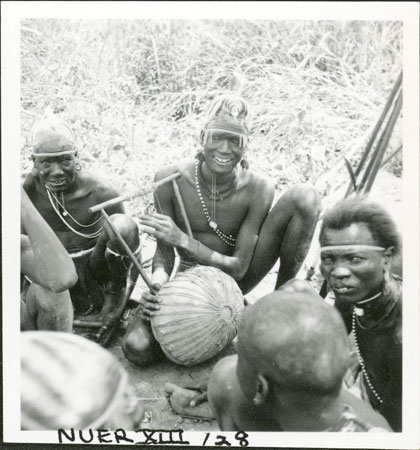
[139,289,161,321]
[139,268,168,322]
[139,213,185,248]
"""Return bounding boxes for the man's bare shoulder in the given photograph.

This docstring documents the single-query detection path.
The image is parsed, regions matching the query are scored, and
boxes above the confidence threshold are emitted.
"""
[239,169,275,201]
[22,172,38,192]
[154,160,195,183]
[209,355,238,397]
[77,170,121,202]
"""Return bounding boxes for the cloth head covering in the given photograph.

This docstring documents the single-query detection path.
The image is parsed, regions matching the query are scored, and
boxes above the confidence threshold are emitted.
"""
[21,331,128,430]
[202,94,250,147]
[31,116,76,156]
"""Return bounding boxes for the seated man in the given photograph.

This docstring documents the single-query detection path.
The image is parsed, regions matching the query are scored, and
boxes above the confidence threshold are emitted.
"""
[319,196,402,431]
[23,116,140,333]
[207,280,391,431]
[123,94,321,366]
[21,188,78,331]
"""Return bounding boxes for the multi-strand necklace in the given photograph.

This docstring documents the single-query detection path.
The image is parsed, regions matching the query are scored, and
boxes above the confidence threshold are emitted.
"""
[194,160,237,247]
[45,185,103,239]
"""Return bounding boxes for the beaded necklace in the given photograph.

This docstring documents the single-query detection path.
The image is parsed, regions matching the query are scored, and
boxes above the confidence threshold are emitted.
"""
[194,160,237,247]
[351,309,383,404]
[45,185,103,239]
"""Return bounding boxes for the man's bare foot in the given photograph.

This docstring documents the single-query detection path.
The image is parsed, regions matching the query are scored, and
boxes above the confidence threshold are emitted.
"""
[164,382,214,420]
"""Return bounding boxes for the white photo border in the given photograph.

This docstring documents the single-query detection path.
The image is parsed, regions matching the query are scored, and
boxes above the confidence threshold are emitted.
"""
[2,1,419,448]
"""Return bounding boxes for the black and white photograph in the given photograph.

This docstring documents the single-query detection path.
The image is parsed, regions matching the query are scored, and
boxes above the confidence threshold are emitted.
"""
[2,1,419,448]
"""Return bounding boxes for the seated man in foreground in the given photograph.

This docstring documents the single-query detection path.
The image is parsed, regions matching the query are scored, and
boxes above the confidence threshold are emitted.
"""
[23,116,140,333]
[123,93,321,366]
[21,331,144,430]
[207,280,391,431]
[319,197,402,431]
[21,187,78,330]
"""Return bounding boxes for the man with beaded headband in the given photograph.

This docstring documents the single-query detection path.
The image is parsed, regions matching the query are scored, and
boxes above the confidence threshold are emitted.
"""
[319,196,402,431]
[123,94,321,366]
[23,116,141,332]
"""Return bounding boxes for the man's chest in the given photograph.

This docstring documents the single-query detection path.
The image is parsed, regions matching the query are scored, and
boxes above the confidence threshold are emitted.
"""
[173,182,249,235]
[356,328,400,387]
[32,187,101,231]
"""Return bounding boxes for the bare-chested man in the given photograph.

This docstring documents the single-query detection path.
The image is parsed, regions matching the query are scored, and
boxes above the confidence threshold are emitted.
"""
[207,280,391,431]
[319,197,402,431]
[122,94,321,366]
[23,116,140,332]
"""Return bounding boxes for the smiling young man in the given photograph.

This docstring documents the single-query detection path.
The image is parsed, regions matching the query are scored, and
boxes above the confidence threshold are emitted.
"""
[319,197,402,431]
[23,116,140,332]
[122,94,321,366]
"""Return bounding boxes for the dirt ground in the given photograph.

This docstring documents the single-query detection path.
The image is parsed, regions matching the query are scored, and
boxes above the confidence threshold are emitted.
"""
[76,170,401,431]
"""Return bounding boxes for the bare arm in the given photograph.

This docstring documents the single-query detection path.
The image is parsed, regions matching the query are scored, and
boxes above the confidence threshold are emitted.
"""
[208,356,240,431]
[21,188,78,292]
[140,167,274,282]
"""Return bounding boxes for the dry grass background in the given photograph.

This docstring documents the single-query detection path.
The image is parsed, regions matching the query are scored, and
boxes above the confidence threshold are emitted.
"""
[20,19,403,216]
[18,20,405,428]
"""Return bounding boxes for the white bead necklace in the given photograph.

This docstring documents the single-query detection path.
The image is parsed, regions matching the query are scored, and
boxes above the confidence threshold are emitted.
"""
[351,308,383,404]
[45,186,104,239]
[194,161,237,248]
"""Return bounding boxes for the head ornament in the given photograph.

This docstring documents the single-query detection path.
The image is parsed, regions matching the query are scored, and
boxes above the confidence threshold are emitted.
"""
[202,94,250,148]
[31,116,76,156]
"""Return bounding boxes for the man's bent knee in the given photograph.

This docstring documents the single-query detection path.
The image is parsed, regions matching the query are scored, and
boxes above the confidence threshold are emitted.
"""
[27,283,73,331]
[288,185,321,217]
[29,284,70,312]
[107,214,140,253]
[122,321,160,367]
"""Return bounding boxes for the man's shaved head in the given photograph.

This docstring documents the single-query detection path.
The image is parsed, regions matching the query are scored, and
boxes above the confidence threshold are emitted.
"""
[237,280,350,397]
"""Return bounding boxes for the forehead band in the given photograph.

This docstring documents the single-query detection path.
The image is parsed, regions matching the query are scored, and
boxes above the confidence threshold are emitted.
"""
[320,245,385,253]
[33,150,76,158]
[203,129,248,147]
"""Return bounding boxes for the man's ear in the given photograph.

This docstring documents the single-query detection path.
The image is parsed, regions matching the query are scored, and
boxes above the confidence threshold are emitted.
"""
[253,374,269,405]
[383,246,395,270]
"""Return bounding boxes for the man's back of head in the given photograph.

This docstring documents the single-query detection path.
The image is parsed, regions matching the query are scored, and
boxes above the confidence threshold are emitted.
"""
[236,280,350,401]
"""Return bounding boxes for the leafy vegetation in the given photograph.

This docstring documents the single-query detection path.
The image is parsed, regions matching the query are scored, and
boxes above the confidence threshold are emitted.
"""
[21,19,402,214]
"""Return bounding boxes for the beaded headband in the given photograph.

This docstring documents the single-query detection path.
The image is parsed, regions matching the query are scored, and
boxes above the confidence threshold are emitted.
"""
[33,149,76,158]
[320,245,385,253]
[202,128,248,148]
[202,94,250,148]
